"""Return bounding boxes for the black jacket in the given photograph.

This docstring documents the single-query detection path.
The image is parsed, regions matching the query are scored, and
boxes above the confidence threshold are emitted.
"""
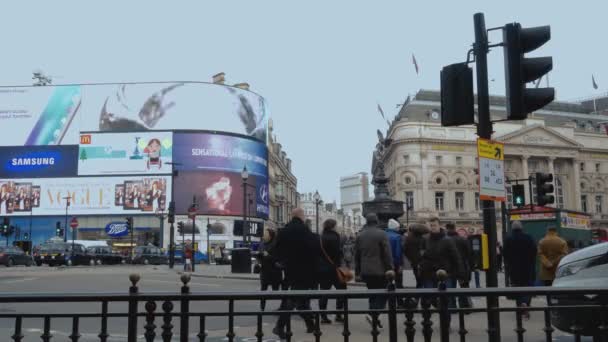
[275,217,320,288]
[446,230,473,281]
[355,224,393,277]
[257,238,282,284]
[503,230,537,286]
[319,229,342,272]
[419,231,465,281]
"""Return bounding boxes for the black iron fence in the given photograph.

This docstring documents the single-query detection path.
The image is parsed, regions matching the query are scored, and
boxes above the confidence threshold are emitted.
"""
[0,273,607,342]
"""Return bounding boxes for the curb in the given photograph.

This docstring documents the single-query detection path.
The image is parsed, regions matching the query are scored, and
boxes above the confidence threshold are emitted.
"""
[184,272,369,287]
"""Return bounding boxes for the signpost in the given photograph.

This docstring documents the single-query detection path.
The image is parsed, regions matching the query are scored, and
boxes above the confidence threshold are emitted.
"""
[477,138,506,202]
[70,217,79,264]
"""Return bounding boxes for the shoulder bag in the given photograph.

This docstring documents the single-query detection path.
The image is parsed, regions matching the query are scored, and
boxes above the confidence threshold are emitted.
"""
[320,237,354,284]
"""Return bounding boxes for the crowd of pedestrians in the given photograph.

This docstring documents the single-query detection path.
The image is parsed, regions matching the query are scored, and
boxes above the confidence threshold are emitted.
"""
[255,207,570,338]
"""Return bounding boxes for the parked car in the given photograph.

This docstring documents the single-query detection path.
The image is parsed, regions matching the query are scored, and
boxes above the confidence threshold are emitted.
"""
[131,246,168,265]
[34,242,95,266]
[0,246,33,267]
[87,246,124,265]
[551,242,608,339]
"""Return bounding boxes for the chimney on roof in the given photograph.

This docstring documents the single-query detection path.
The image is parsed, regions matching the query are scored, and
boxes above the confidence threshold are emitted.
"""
[234,82,250,90]
[212,73,225,85]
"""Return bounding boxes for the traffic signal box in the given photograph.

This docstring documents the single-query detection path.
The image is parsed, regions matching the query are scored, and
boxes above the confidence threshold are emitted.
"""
[512,184,525,207]
[468,234,489,271]
[535,172,555,206]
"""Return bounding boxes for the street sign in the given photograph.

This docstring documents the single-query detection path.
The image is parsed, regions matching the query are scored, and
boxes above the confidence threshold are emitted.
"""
[188,206,197,219]
[70,217,79,229]
[477,138,506,201]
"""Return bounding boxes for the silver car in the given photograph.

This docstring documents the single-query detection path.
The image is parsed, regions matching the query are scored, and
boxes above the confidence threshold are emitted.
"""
[551,242,608,339]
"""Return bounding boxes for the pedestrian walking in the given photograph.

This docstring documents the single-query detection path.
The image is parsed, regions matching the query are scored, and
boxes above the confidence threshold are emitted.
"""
[257,229,282,311]
[385,219,404,289]
[503,221,537,319]
[354,213,393,328]
[496,242,504,272]
[445,222,473,310]
[403,223,430,289]
[538,226,568,286]
[419,217,464,327]
[184,244,192,272]
[318,219,347,324]
[273,208,318,339]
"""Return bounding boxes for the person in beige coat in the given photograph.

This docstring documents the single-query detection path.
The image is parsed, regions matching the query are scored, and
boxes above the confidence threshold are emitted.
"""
[538,227,568,286]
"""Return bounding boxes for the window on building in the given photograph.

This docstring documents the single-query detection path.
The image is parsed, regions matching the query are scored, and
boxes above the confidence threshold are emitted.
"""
[505,186,512,209]
[596,195,603,214]
[455,192,465,211]
[435,192,445,211]
[277,205,284,224]
[403,155,410,164]
[596,163,601,173]
[556,177,565,209]
[436,156,442,165]
[505,160,513,171]
[528,160,539,171]
[405,191,414,210]
[580,162,585,172]
[455,156,463,166]
[435,177,443,185]
[475,192,480,211]
[581,195,588,213]
[405,176,412,185]
[530,174,537,204]
[455,178,462,185]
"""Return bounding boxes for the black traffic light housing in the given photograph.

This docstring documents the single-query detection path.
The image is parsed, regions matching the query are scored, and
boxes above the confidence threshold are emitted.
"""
[440,62,475,127]
[177,221,184,235]
[1,217,9,236]
[503,23,554,120]
[535,172,555,206]
[125,217,133,231]
[55,221,62,237]
[512,184,526,207]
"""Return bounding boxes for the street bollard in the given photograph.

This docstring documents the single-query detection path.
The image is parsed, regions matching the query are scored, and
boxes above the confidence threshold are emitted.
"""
[385,270,398,342]
[436,270,450,342]
[180,274,191,342]
[127,274,141,342]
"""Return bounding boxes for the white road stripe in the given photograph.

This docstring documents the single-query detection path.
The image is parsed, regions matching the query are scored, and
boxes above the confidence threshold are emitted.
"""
[0,277,37,284]
[145,279,222,287]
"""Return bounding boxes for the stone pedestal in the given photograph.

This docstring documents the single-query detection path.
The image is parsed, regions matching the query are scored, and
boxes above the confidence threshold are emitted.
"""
[363,163,404,228]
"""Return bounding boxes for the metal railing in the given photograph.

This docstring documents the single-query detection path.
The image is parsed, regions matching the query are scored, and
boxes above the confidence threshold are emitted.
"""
[0,273,607,342]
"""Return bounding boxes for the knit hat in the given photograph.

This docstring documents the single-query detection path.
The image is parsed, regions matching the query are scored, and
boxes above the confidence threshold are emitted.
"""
[387,219,400,230]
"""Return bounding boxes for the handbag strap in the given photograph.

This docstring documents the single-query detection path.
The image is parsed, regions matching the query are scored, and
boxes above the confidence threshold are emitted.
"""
[319,236,337,268]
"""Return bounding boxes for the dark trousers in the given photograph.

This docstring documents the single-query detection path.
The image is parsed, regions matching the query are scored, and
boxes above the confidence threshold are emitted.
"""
[362,275,388,311]
[542,279,553,286]
[275,284,314,330]
[423,278,456,325]
[260,280,281,310]
[453,278,473,309]
[318,271,346,311]
[394,268,404,288]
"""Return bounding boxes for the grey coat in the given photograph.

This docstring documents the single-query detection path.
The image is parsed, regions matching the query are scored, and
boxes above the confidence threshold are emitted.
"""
[355,224,393,277]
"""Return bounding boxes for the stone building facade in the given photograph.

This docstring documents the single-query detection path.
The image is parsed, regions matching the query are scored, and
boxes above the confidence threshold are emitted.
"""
[384,90,608,230]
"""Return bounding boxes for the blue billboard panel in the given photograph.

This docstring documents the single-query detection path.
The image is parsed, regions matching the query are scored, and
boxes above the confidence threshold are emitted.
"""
[0,145,78,179]
[172,132,268,177]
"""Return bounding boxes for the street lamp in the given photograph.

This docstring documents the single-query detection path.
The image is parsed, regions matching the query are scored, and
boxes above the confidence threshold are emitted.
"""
[313,191,322,235]
[63,196,71,243]
[166,161,182,269]
[155,209,166,247]
[241,166,249,246]
[189,196,198,272]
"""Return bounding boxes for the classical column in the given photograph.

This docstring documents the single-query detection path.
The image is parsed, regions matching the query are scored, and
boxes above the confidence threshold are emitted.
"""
[521,155,530,201]
[420,151,429,210]
[572,159,582,211]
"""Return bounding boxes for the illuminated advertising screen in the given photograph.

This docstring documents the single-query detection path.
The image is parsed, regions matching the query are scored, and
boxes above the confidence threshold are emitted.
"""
[172,132,269,218]
[0,176,171,216]
[0,145,78,179]
[0,82,269,147]
[78,131,173,175]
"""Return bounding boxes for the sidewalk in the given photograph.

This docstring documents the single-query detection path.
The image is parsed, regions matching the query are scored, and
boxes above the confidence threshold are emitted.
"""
[176,265,503,288]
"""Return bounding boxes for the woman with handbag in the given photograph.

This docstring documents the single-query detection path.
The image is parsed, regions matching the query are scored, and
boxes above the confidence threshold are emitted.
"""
[318,219,351,324]
[257,229,283,311]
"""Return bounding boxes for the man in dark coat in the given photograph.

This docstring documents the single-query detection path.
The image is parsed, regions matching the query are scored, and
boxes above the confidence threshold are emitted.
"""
[445,222,473,309]
[503,221,537,318]
[273,208,318,338]
[403,223,429,289]
[318,219,346,323]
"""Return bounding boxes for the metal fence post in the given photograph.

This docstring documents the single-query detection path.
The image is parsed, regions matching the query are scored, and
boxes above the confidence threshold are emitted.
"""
[180,274,191,342]
[436,270,450,342]
[128,274,141,342]
[386,270,398,342]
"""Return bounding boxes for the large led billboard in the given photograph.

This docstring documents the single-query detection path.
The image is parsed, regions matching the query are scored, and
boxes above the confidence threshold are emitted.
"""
[0,176,171,216]
[0,145,78,179]
[78,131,173,175]
[172,132,269,218]
[0,82,269,147]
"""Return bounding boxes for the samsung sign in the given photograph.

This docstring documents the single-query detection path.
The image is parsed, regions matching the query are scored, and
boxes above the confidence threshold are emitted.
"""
[105,222,129,237]
[0,146,78,178]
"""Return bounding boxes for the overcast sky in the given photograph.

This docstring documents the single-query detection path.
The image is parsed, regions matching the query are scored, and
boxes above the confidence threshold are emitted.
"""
[2,1,605,204]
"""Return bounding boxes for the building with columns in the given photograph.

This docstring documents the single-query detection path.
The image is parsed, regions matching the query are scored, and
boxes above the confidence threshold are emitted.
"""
[340,172,369,227]
[383,90,608,230]
[267,119,299,230]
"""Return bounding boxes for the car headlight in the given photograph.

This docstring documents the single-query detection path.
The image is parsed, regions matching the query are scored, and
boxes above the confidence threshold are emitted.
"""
[556,254,606,278]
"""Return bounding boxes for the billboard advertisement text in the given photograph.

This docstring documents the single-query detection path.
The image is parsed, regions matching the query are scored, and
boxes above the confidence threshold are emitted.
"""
[0,145,78,179]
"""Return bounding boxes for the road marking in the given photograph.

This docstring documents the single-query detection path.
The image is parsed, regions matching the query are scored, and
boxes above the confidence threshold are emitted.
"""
[146,279,221,287]
[0,277,37,284]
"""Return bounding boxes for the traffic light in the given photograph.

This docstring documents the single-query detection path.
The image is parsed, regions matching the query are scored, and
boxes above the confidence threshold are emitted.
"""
[126,217,133,232]
[55,221,62,237]
[167,201,175,224]
[503,23,554,120]
[177,221,184,235]
[440,62,475,126]
[23,232,30,240]
[512,184,525,207]
[535,172,555,206]
[1,218,9,236]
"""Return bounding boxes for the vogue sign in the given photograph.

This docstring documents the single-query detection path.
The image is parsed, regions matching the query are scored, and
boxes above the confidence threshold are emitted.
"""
[105,222,129,237]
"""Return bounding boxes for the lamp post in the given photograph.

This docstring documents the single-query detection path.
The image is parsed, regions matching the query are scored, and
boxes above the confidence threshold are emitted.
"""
[189,196,198,272]
[155,209,166,248]
[241,166,249,246]
[313,191,321,235]
[63,196,71,243]
[166,161,182,269]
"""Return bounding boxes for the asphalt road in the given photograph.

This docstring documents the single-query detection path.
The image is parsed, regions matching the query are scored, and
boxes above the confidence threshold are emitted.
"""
[0,265,595,341]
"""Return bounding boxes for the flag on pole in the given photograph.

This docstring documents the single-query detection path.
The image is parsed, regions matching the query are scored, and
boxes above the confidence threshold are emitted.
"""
[592,75,599,90]
[412,54,419,75]
[377,103,386,120]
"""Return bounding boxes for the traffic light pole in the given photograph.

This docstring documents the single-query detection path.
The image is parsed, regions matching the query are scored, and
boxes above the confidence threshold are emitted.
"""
[473,12,501,341]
